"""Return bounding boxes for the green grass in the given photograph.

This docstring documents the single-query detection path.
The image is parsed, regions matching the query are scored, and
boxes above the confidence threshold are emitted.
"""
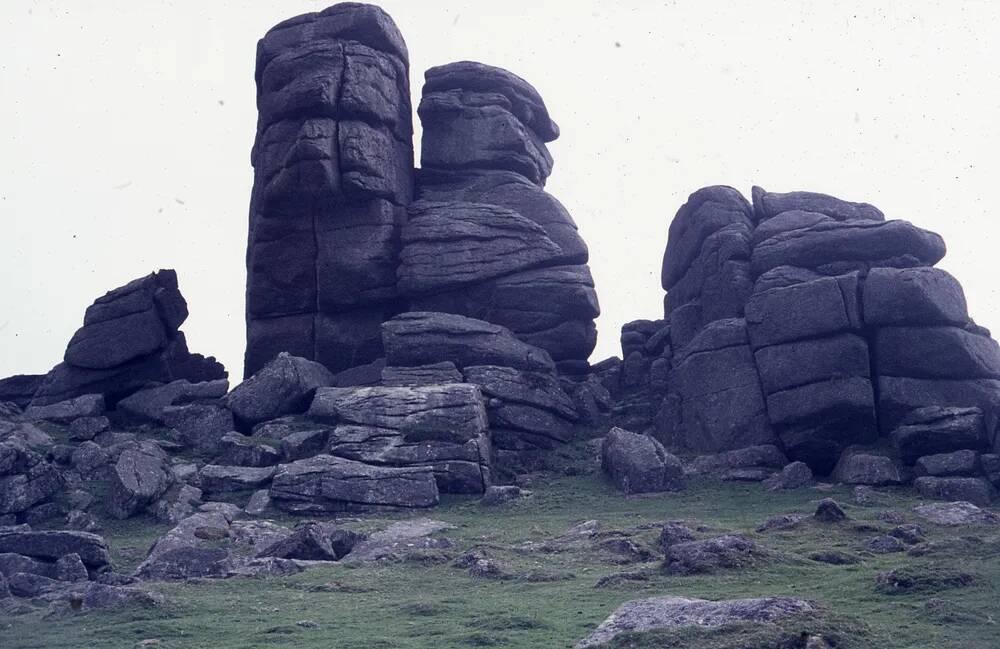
[2,468,999,649]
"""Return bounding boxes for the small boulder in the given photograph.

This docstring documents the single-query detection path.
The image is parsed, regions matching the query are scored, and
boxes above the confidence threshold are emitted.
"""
[913,501,999,526]
[663,535,762,575]
[762,462,813,490]
[109,449,174,519]
[68,416,110,441]
[257,522,339,561]
[54,553,89,582]
[814,498,847,522]
[198,465,277,493]
[863,535,906,554]
[480,485,529,506]
[216,433,281,467]
[833,450,902,486]
[601,427,685,494]
[915,450,981,477]
[244,489,271,516]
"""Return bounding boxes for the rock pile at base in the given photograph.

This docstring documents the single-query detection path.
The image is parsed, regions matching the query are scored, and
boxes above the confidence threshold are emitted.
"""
[607,185,1000,482]
[244,5,599,377]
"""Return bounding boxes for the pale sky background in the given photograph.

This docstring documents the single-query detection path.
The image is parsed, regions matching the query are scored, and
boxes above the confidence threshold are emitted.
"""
[2,1,998,380]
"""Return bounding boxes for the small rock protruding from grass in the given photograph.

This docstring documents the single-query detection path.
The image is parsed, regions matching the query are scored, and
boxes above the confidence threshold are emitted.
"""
[662,534,764,575]
[875,567,976,595]
[756,513,806,533]
[480,485,529,506]
[762,461,813,490]
[814,498,847,522]
[657,521,696,552]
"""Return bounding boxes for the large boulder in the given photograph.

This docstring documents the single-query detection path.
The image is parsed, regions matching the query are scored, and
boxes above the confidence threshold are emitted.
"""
[225,353,334,427]
[162,403,234,454]
[116,379,229,424]
[31,270,226,406]
[308,384,491,493]
[0,440,63,516]
[269,454,439,513]
[863,266,968,326]
[889,407,989,464]
[602,427,685,494]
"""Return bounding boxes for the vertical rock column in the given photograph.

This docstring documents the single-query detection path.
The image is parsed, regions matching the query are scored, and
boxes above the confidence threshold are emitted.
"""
[245,4,414,377]
[404,62,600,367]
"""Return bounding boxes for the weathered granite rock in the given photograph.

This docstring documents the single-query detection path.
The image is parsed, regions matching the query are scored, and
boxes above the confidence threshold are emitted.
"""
[109,449,175,519]
[225,353,334,428]
[217,433,282,468]
[876,326,1000,380]
[814,498,848,522]
[657,319,775,452]
[256,522,340,561]
[308,384,491,493]
[23,394,105,424]
[383,312,554,372]
[68,416,111,441]
[279,428,329,461]
[0,376,43,410]
[833,450,903,486]
[914,477,994,506]
[687,445,789,475]
[663,535,762,575]
[915,450,981,477]
[381,362,462,387]
[269,455,439,513]
[752,186,884,222]
[0,530,110,571]
[576,594,813,649]
[878,378,1000,434]
[116,379,229,424]
[198,465,277,493]
[889,407,989,464]
[0,441,63,516]
[762,461,813,490]
[245,3,413,377]
[601,428,685,494]
[912,501,999,526]
[863,267,968,327]
[31,270,225,406]
[162,403,234,454]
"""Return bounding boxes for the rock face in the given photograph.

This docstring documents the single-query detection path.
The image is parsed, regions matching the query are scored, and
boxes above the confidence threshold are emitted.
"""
[30,270,226,406]
[245,3,414,376]
[615,184,1000,477]
[244,6,598,375]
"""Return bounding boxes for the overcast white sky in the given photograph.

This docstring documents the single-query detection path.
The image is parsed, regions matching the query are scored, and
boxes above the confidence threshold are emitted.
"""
[2,1,999,380]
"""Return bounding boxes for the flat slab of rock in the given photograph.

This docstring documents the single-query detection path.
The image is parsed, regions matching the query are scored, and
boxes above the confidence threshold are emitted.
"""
[576,595,813,648]
[913,501,999,526]
[340,518,453,564]
[0,530,110,570]
[23,394,105,424]
[116,379,229,424]
[382,312,555,372]
[269,455,439,513]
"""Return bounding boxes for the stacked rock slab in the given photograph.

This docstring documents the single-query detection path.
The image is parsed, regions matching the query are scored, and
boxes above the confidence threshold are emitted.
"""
[380,312,579,469]
[245,3,414,376]
[634,185,1000,475]
[30,270,226,406]
[406,62,599,365]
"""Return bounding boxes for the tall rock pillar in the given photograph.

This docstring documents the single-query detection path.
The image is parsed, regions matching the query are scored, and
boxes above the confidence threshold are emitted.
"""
[245,3,414,377]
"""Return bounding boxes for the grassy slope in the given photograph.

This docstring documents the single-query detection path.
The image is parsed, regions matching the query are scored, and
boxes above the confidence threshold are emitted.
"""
[2,470,999,649]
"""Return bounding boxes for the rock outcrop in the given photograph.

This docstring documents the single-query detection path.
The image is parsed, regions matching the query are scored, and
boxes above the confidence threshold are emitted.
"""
[244,5,598,376]
[612,185,1000,478]
[28,270,226,406]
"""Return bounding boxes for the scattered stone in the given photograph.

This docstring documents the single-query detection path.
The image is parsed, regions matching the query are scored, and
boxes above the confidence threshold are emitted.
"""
[863,535,906,554]
[340,519,453,564]
[756,513,806,532]
[658,522,697,551]
[852,485,885,507]
[576,595,813,648]
[814,498,847,522]
[597,537,655,564]
[480,485,529,506]
[601,427,685,494]
[808,550,860,565]
[888,524,925,545]
[663,535,763,575]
